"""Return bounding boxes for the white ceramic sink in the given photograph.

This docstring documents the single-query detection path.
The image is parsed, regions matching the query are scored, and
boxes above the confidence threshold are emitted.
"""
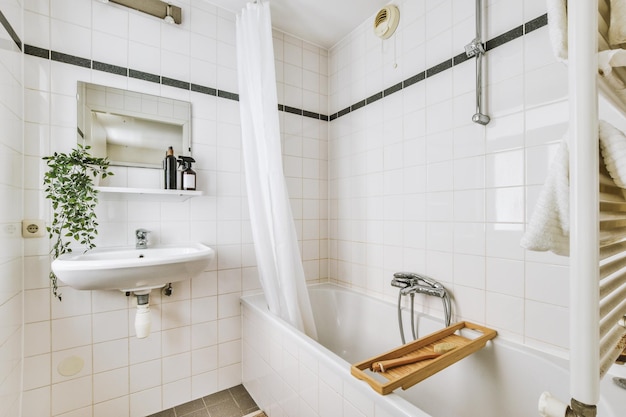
[52,243,215,292]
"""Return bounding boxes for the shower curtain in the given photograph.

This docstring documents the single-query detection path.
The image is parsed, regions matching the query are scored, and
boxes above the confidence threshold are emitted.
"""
[235,1,317,339]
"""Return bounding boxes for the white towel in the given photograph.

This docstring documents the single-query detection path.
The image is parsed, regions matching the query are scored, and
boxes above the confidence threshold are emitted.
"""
[547,0,568,61]
[520,140,570,256]
[600,119,626,187]
[609,0,626,47]
[521,121,626,256]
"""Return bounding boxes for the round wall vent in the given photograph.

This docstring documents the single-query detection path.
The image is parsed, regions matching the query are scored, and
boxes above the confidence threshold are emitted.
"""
[373,5,400,39]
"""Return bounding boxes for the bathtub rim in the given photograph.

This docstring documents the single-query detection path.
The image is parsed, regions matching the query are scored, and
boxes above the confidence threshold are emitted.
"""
[241,283,624,417]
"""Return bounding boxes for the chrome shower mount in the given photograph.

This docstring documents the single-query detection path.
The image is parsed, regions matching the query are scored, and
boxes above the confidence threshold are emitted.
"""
[465,0,490,125]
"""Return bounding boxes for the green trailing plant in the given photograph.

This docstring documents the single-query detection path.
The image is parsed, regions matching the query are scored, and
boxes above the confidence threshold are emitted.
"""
[43,144,112,300]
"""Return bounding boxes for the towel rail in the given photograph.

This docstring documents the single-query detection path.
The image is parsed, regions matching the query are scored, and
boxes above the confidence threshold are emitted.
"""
[568,0,600,410]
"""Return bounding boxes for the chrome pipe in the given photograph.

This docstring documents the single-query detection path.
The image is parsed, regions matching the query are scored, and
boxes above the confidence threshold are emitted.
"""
[465,0,490,125]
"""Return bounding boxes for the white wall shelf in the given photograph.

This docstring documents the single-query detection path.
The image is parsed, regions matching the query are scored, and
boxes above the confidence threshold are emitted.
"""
[95,187,203,201]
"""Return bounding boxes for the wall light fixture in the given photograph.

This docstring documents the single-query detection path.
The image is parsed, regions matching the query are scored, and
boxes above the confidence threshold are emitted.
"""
[102,0,182,25]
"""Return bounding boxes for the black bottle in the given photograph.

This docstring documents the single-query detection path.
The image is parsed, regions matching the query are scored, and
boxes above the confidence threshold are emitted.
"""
[163,146,177,189]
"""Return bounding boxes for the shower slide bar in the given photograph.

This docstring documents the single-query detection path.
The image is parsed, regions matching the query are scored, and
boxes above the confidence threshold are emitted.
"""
[465,0,490,125]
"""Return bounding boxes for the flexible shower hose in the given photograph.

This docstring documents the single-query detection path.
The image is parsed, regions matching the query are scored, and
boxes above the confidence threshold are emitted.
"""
[396,291,452,344]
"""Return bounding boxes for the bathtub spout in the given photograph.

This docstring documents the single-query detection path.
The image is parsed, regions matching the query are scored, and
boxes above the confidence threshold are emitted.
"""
[401,283,446,298]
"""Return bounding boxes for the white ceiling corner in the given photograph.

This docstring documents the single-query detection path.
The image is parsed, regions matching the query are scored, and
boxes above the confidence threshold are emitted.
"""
[202,0,393,49]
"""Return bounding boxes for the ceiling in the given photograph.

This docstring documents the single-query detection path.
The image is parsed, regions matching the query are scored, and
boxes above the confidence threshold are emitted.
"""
[204,0,392,49]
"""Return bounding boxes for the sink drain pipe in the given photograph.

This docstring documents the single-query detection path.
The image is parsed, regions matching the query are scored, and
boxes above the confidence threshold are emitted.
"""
[134,290,151,339]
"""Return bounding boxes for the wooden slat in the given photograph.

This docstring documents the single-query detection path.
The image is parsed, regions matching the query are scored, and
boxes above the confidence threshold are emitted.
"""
[600,264,626,296]
[600,191,625,202]
[600,200,626,213]
[600,217,626,230]
[600,252,626,281]
[600,325,626,378]
[600,286,626,332]
[600,240,626,260]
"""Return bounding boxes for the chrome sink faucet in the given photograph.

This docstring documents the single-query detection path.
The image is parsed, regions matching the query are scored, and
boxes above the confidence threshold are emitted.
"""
[135,229,150,249]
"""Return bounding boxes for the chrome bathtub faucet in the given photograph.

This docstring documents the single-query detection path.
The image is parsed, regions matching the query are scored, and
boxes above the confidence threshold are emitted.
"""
[392,272,452,344]
[135,228,150,249]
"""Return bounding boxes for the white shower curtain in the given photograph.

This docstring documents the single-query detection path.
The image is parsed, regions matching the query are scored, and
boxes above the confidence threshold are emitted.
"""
[236,1,317,339]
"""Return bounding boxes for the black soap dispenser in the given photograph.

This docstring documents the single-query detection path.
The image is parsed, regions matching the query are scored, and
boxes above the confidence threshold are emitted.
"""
[163,146,177,189]
[178,156,196,190]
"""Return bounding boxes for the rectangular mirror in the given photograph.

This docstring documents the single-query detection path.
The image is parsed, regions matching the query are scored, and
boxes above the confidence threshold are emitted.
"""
[77,82,191,168]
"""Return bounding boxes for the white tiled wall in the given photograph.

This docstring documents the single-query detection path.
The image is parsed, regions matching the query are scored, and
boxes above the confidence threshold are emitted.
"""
[327,0,571,353]
[20,0,328,416]
[0,1,23,416]
[6,0,584,414]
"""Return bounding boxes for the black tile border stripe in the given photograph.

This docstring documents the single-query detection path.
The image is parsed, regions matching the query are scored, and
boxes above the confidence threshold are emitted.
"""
[0,10,21,51]
[384,81,403,97]
[24,44,49,59]
[19,13,547,124]
[162,76,190,90]
[129,69,160,84]
[403,71,425,88]
[366,91,383,104]
[23,43,326,122]
[93,61,127,76]
[425,59,453,78]
[525,14,548,34]
[284,105,302,116]
[485,25,524,51]
[191,83,217,96]
[328,13,548,121]
[218,90,239,101]
[51,51,91,68]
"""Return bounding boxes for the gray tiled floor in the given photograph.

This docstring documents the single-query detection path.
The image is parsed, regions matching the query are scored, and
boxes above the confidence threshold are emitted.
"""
[147,385,260,417]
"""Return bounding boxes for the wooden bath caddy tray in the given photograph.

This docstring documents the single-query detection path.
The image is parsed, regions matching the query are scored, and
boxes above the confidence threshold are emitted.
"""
[351,321,497,395]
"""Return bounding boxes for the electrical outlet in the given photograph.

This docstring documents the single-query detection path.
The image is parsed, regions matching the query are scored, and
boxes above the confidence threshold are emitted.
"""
[22,219,46,238]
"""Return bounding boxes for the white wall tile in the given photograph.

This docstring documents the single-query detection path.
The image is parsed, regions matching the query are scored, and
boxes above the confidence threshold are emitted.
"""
[525,300,569,348]
[23,353,50,390]
[51,376,92,416]
[162,352,191,384]
[51,316,92,351]
[486,292,524,334]
[22,386,51,417]
[93,309,129,343]
[486,257,524,297]
[94,368,129,403]
[93,339,129,373]
[162,378,191,410]
[94,396,129,417]
[50,20,92,58]
[129,386,161,417]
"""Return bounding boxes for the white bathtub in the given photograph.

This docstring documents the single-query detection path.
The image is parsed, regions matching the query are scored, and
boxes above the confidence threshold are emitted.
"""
[241,284,625,417]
